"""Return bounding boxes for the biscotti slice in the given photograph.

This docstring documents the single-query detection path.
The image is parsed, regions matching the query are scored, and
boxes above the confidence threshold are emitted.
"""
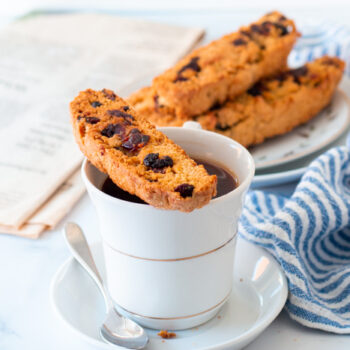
[128,86,187,127]
[150,11,299,118]
[70,89,217,212]
[196,56,345,147]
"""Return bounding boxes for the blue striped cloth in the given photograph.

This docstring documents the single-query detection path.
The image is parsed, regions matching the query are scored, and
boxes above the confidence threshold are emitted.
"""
[239,146,350,333]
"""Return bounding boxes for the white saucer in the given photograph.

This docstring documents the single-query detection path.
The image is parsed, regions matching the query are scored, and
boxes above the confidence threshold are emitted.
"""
[50,238,287,350]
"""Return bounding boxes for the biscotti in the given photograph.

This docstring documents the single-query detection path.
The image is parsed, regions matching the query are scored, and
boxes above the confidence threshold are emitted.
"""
[149,11,299,118]
[70,89,217,212]
[129,57,345,148]
[128,86,187,127]
[196,56,345,147]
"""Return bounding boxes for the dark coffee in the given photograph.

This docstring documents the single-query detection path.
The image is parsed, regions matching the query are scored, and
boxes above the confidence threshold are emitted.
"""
[102,177,147,204]
[197,159,238,199]
[101,159,238,204]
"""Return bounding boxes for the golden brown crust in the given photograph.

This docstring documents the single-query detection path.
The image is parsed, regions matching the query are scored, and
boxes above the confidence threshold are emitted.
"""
[70,89,217,212]
[197,56,345,146]
[128,56,345,148]
[150,11,299,118]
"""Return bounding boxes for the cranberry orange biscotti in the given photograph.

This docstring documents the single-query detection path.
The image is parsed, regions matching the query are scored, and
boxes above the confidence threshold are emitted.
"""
[70,89,217,212]
[196,56,345,147]
[128,57,345,148]
[148,11,299,118]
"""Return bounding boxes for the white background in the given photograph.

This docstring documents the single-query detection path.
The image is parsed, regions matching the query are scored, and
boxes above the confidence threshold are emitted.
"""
[2,0,350,20]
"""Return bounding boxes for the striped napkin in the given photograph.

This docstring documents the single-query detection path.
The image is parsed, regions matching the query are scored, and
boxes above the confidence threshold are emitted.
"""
[240,145,350,333]
[240,144,350,333]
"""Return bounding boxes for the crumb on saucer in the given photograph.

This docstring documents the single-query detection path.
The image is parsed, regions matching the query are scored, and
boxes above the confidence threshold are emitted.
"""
[158,330,176,339]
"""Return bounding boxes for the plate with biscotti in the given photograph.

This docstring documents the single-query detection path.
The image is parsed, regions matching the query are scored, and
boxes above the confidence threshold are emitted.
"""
[120,11,350,176]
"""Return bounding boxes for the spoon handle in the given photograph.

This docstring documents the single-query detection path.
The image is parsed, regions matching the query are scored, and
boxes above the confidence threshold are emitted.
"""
[63,222,113,310]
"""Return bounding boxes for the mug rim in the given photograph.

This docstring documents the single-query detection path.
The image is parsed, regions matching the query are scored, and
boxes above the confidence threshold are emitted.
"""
[81,127,255,209]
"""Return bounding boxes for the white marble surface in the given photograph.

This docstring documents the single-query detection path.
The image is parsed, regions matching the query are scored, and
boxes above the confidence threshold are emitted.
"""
[1,7,350,350]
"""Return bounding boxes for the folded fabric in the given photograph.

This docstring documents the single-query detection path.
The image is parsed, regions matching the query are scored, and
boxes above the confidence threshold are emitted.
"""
[239,145,350,333]
[289,21,350,75]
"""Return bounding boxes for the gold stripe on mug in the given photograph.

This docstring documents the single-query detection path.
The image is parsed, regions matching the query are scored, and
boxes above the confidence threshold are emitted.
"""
[103,234,236,262]
[117,290,231,320]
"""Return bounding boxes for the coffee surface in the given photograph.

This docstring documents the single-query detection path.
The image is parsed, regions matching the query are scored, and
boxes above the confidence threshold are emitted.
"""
[198,159,238,199]
[101,158,238,204]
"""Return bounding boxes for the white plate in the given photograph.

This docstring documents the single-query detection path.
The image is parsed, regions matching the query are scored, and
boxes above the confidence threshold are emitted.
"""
[251,89,350,170]
[252,127,349,188]
[50,238,287,350]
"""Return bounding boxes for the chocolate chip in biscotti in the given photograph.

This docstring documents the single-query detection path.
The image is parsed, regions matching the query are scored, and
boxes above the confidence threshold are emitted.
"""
[102,89,116,101]
[175,184,194,198]
[85,117,100,124]
[123,106,130,111]
[233,38,247,46]
[91,101,102,108]
[122,128,150,151]
[144,153,174,169]
[101,123,126,138]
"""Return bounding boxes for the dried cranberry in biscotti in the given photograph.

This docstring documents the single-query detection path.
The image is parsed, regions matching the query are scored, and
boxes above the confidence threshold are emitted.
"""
[174,56,201,82]
[91,101,102,108]
[175,184,194,198]
[122,129,150,151]
[102,89,116,100]
[101,123,126,138]
[85,117,100,124]
[232,38,247,46]
[107,109,134,121]
[143,153,173,169]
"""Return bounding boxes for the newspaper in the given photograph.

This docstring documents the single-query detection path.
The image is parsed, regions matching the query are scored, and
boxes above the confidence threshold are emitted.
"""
[0,13,204,238]
[0,169,85,238]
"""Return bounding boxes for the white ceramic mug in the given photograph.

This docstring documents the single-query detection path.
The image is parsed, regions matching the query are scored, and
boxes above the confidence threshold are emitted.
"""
[82,126,255,330]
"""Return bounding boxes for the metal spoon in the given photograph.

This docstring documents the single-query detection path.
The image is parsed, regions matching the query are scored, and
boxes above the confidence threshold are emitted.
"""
[63,222,149,349]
